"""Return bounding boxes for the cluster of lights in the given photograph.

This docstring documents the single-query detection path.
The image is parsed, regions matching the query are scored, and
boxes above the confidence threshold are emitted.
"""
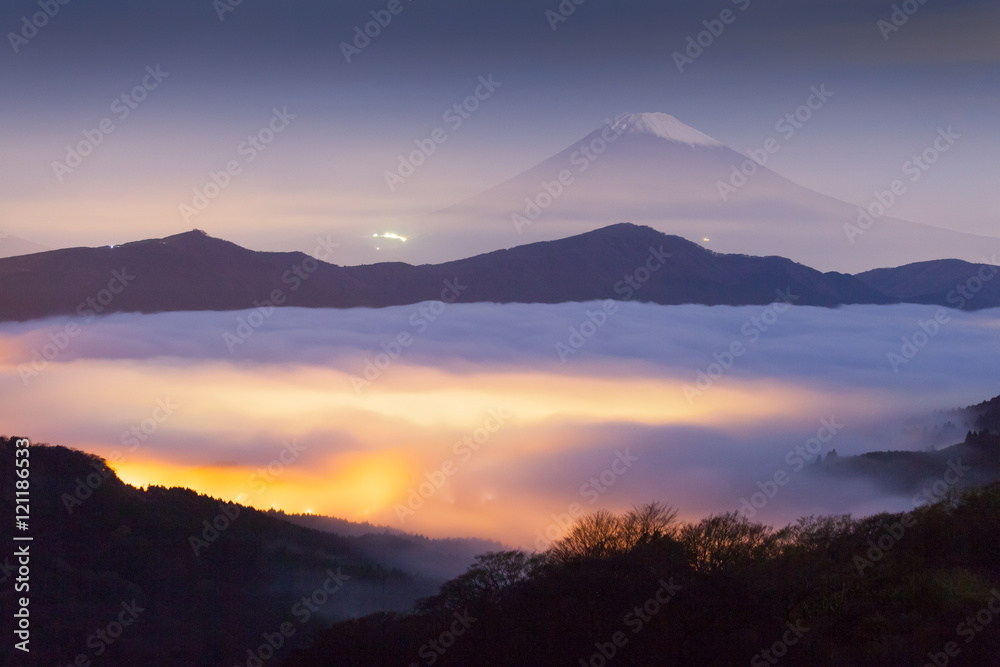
[373,232,407,242]
[373,232,408,250]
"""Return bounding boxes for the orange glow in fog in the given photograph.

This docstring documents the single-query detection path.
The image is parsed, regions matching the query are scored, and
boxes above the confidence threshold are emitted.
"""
[113,451,415,520]
[0,353,899,545]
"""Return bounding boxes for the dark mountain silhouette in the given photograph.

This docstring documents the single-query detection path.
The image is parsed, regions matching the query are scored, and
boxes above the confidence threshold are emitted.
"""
[288,491,1000,667]
[814,433,1000,496]
[0,224,899,322]
[856,258,1000,310]
[815,392,1000,495]
[0,438,486,667]
[3,223,998,323]
[284,392,1000,667]
[967,394,1000,433]
[414,112,1000,275]
[3,393,999,665]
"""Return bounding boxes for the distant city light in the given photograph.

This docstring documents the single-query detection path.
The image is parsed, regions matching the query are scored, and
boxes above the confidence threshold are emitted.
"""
[372,232,407,242]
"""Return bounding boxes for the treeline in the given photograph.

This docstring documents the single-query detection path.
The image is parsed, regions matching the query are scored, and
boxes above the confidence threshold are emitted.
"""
[966,430,1000,448]
[0,439,439,667]
[289,490,1000,666]
[3,437,998,665]
[968,394,1000,433]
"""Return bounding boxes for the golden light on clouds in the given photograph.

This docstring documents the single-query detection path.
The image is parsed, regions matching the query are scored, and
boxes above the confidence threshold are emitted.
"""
[0,332,958,546]
[3,355,838,438]
[112,449,414,520]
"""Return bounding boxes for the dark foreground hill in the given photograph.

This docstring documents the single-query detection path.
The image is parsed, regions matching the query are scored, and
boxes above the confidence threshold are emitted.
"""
[814,431,1000,497]
[0,438,481,667]
[963,393,1000,434]
[286,396,1000,667]
[2,388,999,666]
[10,223,1000,323]
[287,490,1000,667]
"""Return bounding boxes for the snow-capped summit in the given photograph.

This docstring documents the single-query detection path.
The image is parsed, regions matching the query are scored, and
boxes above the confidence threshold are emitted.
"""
[609,112,723,147]
[427,110,1000,274]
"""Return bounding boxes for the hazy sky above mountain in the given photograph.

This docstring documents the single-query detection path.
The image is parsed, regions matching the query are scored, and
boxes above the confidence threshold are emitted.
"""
[2,0,998,263]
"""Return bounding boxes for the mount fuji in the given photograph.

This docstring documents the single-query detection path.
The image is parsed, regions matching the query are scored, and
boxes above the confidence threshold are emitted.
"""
[422,112,999,274]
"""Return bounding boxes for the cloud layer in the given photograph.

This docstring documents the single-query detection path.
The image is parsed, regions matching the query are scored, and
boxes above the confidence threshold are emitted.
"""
[2,302,998,546]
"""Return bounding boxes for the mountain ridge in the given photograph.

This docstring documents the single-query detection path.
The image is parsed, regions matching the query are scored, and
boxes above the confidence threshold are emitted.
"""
[417,111,1000,274]
[1,223,998,322]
